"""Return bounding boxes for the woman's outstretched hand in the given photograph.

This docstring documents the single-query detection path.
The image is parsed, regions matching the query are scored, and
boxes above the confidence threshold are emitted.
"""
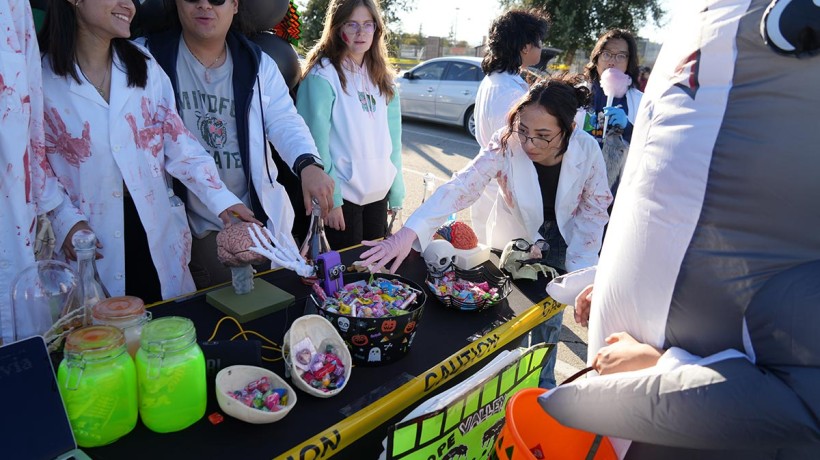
[358,227,417,274]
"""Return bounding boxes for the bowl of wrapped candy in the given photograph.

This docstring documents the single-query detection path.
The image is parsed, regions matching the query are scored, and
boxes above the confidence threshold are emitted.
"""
[215,365,296,424]
[308,273,427,366]
[282,314,352,398]
[425,265,512,312]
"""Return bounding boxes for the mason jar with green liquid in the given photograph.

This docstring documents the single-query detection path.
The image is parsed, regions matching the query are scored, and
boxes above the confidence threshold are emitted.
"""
[136,316,206,432]
[57,326,138,447]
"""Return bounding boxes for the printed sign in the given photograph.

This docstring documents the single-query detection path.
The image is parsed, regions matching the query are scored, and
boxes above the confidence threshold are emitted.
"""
[385,345,550,460]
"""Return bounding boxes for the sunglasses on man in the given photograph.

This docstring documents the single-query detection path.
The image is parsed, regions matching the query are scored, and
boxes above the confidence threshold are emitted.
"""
[183,0,229,6]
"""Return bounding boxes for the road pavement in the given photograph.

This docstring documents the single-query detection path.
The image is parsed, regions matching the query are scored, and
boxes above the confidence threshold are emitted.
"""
[399,118,589,383]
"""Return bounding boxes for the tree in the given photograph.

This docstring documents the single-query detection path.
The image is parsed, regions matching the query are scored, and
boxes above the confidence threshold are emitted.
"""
[500,0,664,64]
[299,0,414,53]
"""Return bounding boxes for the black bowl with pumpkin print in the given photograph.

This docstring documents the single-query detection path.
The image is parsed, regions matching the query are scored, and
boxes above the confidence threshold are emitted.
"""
[307,273,427,366]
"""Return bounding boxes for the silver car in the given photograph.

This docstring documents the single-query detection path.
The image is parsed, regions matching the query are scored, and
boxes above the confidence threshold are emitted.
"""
[396,56,484,137]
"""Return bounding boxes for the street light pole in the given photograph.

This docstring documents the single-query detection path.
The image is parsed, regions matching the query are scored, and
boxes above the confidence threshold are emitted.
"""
[454,7,459,44]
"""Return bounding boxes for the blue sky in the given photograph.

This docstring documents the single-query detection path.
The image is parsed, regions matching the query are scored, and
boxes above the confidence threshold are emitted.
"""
[395,0,677,46]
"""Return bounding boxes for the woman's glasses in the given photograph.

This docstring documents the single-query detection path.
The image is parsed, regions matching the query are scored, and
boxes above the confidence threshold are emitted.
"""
[599,50,629,63]
[515,130,562,149]
[511,238,549,253]
[183,0,228,5]
[342,21,377,35]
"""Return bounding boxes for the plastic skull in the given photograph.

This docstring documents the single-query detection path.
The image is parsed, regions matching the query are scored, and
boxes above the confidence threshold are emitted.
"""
[423,239,457,276]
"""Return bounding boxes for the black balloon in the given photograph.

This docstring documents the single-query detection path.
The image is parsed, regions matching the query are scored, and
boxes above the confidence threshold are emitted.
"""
[251,32,300,90]
[243,0,288,33]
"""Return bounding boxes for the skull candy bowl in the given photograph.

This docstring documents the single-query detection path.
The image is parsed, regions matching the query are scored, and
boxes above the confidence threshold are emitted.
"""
[423,240,512,312]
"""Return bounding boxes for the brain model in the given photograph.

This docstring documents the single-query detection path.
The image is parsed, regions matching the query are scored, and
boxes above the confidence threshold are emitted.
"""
[433,221,478,250]
[216,222,268,267]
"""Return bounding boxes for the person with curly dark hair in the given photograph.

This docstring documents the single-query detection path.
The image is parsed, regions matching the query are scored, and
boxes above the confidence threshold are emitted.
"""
[359,76,612,388]
[471,8,551,245]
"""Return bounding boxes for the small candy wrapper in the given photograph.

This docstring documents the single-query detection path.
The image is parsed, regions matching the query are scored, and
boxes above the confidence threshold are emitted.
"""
[292,337,317,372]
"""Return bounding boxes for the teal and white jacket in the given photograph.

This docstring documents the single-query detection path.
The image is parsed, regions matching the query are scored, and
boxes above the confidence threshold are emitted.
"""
[296,58,404,209]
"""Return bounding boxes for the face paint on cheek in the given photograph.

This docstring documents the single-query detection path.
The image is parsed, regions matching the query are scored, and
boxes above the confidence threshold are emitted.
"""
[341,32,350,44]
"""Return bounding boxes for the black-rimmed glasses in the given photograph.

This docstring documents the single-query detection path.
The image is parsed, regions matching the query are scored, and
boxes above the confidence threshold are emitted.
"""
[515,130,562,149]
[599,50,629,63]
[511,238,549,253]
[183,0,228,5]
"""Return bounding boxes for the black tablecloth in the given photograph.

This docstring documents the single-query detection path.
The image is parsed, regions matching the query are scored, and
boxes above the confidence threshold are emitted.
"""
[87,248,551,460]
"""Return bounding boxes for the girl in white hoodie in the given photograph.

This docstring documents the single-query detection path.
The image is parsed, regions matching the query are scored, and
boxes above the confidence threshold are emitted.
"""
[296,0,405,250]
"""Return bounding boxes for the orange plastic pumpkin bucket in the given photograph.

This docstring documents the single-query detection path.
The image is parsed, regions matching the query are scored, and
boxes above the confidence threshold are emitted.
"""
[494,387,617,460]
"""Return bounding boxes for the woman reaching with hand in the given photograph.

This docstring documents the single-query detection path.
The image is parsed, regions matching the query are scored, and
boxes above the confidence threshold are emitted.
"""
[359,75,612,388]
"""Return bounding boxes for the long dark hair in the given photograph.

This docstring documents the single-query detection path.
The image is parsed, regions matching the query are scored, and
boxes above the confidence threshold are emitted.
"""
[584,29,640,87]
[500,74,590,158]
[39,0,148,88]
[302,0,395,101]
[482,9,550,75]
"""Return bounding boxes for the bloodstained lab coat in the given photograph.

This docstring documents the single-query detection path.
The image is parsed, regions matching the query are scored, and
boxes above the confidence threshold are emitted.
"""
[42,49,241,300]
[0,0,63,343]
[406,126,611,272]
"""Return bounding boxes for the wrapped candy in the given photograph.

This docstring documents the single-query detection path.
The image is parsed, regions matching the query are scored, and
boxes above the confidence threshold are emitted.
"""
[298,345,347,392]
[228,377,289,412]
[320,277,421,319]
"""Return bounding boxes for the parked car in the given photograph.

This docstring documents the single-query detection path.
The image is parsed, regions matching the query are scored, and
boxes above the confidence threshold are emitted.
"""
[396,56,483,137]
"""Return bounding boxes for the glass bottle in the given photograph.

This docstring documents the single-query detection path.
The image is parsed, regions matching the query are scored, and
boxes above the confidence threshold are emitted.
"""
[72,229,110,326]
[386,207,404,237]
[92,296,151,358]
[57,325,138,447]
[9,259,79,344]
[299,198,331,274]
[135,316,206,433]
[422,172,436,204]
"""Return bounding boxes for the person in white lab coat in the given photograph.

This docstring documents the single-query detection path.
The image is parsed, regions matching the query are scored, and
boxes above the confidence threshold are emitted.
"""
[38,0,258,303]
[0,0,64,344]
[471,9,550,245]
[360,76,612,388]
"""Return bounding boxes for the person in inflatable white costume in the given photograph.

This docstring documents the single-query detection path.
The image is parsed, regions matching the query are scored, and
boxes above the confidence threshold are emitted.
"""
[540,0,820,458]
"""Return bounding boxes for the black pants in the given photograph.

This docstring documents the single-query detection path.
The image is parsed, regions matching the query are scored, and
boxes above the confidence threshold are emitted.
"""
[124,194,163,304]
[323,197,388,250]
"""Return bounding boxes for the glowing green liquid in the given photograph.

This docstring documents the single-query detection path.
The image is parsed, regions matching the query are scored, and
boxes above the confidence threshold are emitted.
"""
[57,353,138,447]
[135,345,206,433]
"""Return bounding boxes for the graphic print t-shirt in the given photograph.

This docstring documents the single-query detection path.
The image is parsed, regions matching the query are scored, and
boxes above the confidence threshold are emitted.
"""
[177,40,249,238]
